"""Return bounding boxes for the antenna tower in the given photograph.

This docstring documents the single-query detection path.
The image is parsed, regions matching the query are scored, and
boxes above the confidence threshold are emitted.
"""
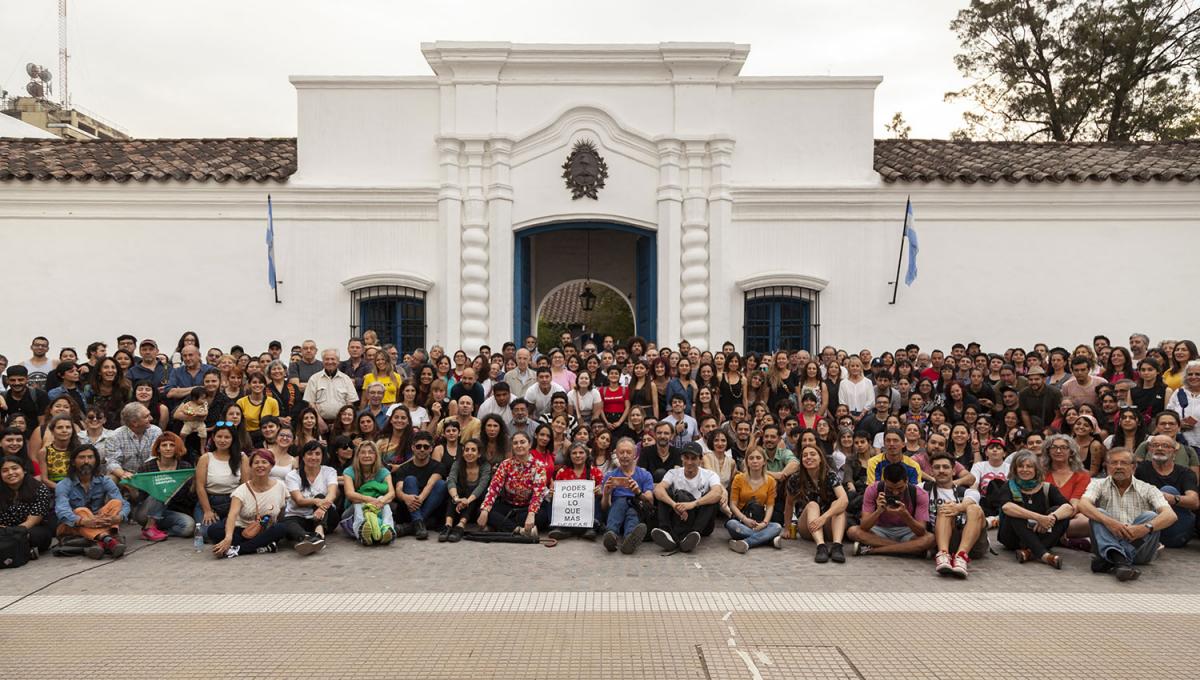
[58,0,69,108]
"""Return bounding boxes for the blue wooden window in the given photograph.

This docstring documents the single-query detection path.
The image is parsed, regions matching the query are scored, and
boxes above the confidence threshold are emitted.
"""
[350,286,426,354]
[744,286,820,354]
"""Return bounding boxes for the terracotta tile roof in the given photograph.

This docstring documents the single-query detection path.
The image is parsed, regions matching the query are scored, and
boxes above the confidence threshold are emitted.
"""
[0,137,295,182]
[539,280,589,326]
[875,138,1200,184]
[1,136,1197,184]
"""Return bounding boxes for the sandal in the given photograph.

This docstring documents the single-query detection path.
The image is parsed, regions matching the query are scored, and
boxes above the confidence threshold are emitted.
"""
[1041,552,1062,570]
[1015,548,1032,564]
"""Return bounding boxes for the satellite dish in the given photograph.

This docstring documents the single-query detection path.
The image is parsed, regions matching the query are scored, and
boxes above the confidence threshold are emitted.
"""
[39,69,51,82]
[26,63,40,78]
[26,81,44,98]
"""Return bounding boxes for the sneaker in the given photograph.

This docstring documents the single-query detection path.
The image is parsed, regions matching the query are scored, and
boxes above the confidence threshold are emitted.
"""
[853,542,872,556]
[1061,537,1092,552]
[438,526,451,543]
[548,528,572,541]
[815,543,831,564]
[294,537,324,556]
[414,522,429,541]
[448,526,464,543]
[84,541,105,560]
[255,543,278,554]
[583,528,598,541]
[141,527,168,542]
[602,530,620,553]
[729,539,750,554]
[678,531,701,553]
[772,535,782,550]
[651,528,677,551]
[223,545,241,559]
[934,551,953,575]
[28,546,39,561]
[951,552,970,578]
[621,523,648,555]
[108,540,126,559]
[1091,556,1115,573]
[1114,562,1140,582]
[829,542,846,563]
[378,524,396,545]
[361,512,380,545]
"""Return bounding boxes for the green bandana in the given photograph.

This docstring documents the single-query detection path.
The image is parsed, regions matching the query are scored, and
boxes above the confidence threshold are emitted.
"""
[1009,476,1041,501]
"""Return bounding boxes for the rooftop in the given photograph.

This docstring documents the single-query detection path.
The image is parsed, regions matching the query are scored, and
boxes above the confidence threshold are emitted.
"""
[0,137,1197,184]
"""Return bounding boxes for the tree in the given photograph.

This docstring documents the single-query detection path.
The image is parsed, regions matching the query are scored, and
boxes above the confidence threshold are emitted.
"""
[946,0,1200,141]
[885,112,912,139]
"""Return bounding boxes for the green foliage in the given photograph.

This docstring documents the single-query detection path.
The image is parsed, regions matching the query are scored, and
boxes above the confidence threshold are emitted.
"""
[885,112,912,140]
[536,285,635,353]
[947,0,1200,141]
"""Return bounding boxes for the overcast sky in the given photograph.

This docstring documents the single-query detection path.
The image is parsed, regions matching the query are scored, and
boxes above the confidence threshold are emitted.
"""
[1,0,972,139]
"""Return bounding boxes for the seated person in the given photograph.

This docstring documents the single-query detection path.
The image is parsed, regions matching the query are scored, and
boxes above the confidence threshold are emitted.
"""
[550,443,604,541]
[478,431,549,537]
[54,444,130,559]
[207,449,300,558]
[340,441,397,546]
[1042,434,1094,543]
[972,438,1011,524]
[600,437,654,554]
[651,442,723,554]
[282,440,341,555]
[442,438,492,542]
[846,462,933,557]
[133,432,196,541]
[993,450,1073,568]
[638,422,682,483]
[1134,434,1199,549]
[1079,448,1177,581]
[911,433,974,488]
[725,447,783,554]
[782,445,848,563]
[391,432,448,539]
[865,428,923,486]
[925,451,986,578]
[0,455,55,558]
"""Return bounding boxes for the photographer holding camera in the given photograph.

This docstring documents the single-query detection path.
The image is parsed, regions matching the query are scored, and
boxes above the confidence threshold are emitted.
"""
[846,462,934,557]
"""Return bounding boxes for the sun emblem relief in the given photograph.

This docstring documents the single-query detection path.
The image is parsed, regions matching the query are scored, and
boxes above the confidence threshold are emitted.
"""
[561,139,609,200]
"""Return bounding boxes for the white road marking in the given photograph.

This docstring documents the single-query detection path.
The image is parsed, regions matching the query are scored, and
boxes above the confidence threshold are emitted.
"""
[733,649,764,680]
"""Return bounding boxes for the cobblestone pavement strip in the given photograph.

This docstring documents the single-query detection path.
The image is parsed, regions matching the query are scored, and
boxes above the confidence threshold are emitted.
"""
[2,531,1197,679]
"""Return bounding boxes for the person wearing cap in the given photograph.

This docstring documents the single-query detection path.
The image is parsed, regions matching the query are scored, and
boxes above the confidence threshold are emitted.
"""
[651,441,723,553]
[3,366,48,436]
[126,338,167,387]
[46,361,87,413]
[1018,366,1061,434]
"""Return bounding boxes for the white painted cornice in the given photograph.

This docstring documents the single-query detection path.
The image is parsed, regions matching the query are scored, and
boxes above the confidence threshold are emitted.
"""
[289,76,437,90]
[736,76,883,90]
[736,272,829,292]
[341,272,434,292]
[510,105,659,168]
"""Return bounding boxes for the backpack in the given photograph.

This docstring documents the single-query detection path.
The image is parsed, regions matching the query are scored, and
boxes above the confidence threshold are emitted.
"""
[0,526,31,568]
[922,480,967,528]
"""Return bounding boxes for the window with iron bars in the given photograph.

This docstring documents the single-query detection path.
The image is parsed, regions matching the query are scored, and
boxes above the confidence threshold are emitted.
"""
[743,286,820,354]
[349,285,426,354]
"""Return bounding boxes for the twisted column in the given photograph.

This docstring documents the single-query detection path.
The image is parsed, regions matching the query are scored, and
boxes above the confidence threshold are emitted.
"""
[679,140,709,343]
[460,140,489,354]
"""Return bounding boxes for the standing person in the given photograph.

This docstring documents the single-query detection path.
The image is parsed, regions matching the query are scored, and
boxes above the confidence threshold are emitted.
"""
[1078,448,1176,581]
[163,346,212,411]
[303,349,359,424]
[478,430,549,535]
[287,340,322,393]
[362,350,404,406]
[666,358,699,415]
[3,366,49,438]
[725,448,783,554]
[126,339,167,388]
[764,351,796,413]
[134,432,196,542]
[207,450,292,558]
[568,370,603,428]
[782,445,849,562]
[338,338,370,392]
[266,360,300,427]
[1163,340,1198,392]
[598,365,631,433]
[21,336,55,392]
[236,373,280,446]
[441,438,491,542]
[838,357,874,423]
[651,442,723,554]
[54,445,130,559]
[82,357,130,430]
[282,440,339,554]
[0,455,56,558]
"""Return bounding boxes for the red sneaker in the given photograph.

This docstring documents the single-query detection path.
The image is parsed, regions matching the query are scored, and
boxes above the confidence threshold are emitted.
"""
[141,527,169,542]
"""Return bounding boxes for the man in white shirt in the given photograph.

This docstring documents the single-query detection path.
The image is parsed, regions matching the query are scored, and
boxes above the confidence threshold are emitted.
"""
[651,442,722,553]
[926,452,986,579]
[661,395,698,449]
[303,349,359,423]
[523,366,564,418]
[505,349,537,397]
[476,381,514,428]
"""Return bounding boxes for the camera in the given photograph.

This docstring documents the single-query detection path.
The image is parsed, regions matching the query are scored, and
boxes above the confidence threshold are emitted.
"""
[885,494,902,507]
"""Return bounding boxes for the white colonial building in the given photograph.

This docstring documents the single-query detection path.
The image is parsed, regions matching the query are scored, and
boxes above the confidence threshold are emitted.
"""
[1,41,1198,357]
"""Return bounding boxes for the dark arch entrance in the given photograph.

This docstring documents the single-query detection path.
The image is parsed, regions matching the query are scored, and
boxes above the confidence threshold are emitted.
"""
[513,221,657,343]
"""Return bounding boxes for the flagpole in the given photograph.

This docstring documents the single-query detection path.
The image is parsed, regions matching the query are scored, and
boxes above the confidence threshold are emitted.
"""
[268,194,281,304]
[888,196,909,305]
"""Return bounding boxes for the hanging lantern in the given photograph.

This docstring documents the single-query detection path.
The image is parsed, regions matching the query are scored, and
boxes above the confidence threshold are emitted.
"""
[579,284,597,312]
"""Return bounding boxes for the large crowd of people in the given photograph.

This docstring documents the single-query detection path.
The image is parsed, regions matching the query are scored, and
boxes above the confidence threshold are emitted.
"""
[1,330,1196,582]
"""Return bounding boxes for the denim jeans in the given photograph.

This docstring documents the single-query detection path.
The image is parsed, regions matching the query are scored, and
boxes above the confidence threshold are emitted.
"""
[725,518,782,548]
[206,521,288,553]
[1090,509,1161,565]
[606,495,641,537]
[144,498,195,537]
[345,502,395,542]
[394,477,447,526]
[1158,485,1195,549]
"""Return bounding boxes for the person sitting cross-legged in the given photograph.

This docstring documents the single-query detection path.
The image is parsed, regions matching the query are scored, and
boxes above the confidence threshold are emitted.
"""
[846,462,933,557]
[1078,447,1177,581]
[600,436,654,554]
[390,431,448,540]
[478,431,549,537]
[925,451,987,578]
[54,444,130,559]
[208,449,294,558]
[725,447,783,554]
[651,441,723,553]
[993,450,1073,569]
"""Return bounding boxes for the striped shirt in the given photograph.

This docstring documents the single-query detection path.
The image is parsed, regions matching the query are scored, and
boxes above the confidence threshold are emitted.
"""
[104,425,162,475]
[1081,476,1168,524]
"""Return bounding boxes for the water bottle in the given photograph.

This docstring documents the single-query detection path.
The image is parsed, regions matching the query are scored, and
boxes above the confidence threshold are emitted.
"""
[194,521,205,552]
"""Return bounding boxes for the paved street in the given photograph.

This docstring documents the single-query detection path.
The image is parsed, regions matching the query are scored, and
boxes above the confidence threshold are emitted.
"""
[3,530,1198,679]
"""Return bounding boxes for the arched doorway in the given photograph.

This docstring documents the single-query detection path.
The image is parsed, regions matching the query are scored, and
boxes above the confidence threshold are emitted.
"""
[513,221,656,343]
[535,280,636,351]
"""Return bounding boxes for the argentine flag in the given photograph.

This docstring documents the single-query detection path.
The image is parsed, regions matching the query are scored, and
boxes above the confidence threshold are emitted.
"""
[903,199,919,286]
[266,195,277,290]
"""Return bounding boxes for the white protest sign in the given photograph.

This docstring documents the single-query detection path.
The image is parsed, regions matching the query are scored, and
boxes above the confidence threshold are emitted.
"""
[550,480,595,528]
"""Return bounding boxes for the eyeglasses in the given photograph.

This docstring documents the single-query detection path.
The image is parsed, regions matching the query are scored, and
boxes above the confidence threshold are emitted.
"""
[277,433,294,439]
[413,444,431,450]
[215,421,233,427]
[85,415,103,421]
